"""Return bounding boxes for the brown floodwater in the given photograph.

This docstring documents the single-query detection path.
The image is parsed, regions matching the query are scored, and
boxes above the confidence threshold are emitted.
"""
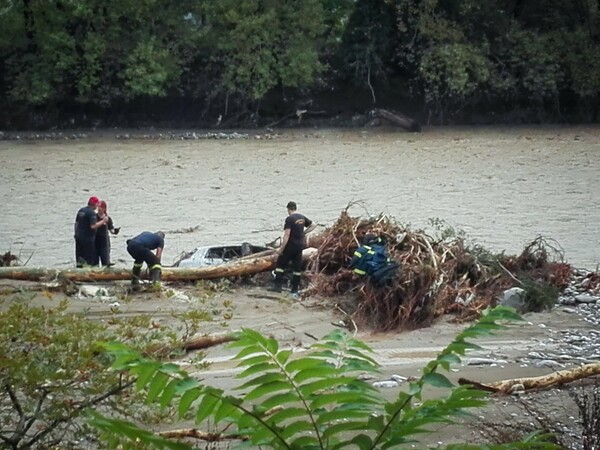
[1,126,599,268]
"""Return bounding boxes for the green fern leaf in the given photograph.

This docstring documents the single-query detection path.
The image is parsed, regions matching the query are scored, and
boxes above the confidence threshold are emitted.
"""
[422,373,454,388]
[288,434,321,449]
[147,371,170,403]
[135,362,160,390]
[285,357,329,372]
[214,400,238,422]
[195,392,221,423]
[260,391,302,409]
[345,433,374,450]
[237,361,279,378]
[276,349,293,364]
[299,376,354,396]
[279,420,317,439]
[267,407,309,423]
[159,378,180,408]
[235,353,271,367]
[237,372,286,390]
[317,407,373,425]
[321,420,370,440]
[292,366,340,383]
[244,380,292,401]
[310,391,380,409]
[178,387,202,418]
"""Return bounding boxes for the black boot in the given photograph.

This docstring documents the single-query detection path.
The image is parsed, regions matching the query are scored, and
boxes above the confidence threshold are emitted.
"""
[131,263,142,289]
[150,264,162,287]
[267,268,284,292]
[290,272,302,294]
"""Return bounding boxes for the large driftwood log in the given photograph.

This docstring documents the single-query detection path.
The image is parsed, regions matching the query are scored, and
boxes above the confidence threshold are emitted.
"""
[459,361,600,394]
[158,429,246,442]
[0,249,316,282]
[373,108,421,132]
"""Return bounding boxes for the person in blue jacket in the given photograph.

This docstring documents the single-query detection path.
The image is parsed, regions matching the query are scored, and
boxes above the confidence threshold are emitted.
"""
[126,231,165,287]
[349,234,398,286]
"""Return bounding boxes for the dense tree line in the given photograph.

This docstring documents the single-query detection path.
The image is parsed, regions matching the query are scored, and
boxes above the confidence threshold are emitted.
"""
[0,0,598,128]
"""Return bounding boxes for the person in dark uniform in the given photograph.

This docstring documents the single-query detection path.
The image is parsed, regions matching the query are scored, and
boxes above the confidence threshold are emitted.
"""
[74,196,108,267]
[94,200,120,267]
[268,201,316,297]
[126,231,165,287]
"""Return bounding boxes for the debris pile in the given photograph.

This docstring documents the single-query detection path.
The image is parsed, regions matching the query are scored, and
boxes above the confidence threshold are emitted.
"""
[306,210,572,332]
[1,251,19,267]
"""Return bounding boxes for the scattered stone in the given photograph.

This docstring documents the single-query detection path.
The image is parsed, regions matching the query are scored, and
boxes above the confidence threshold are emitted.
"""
[390,374,407,383]
[467,357,507,366]
[498,287,526,312]
[533,359,565,369]
[373,380,399,388]
[574,293,597,303]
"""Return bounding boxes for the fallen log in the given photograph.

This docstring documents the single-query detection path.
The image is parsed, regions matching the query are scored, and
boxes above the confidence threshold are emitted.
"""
[373,108,421,132]
[158,429,246,442]
[0,248,316,282]
[459,361,600,394]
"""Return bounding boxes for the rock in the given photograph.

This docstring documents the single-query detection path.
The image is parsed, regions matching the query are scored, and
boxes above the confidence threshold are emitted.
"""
[575,293,598,303]
[373,380,399,388]
[534,359,565,369]
[498,287,526,312]
[467,357,503,366]
[390,374,407,383]
[79,285,110,297]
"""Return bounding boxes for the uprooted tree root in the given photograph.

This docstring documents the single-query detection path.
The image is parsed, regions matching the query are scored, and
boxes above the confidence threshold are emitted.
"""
[306,211,572,332]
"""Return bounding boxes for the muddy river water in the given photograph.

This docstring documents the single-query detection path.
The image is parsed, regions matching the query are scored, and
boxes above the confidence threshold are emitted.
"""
[1,126,599,268]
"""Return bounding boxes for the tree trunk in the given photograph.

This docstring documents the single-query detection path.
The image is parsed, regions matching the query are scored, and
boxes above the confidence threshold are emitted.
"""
[458,361,600,394]
[0,249,316,282]
[373,108,421,132]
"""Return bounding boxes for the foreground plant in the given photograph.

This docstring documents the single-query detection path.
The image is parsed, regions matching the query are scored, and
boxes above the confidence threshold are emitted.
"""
[0,298,213,449]
[91,306,558,449]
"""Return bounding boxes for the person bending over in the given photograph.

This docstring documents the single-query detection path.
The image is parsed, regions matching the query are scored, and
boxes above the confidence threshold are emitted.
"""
[126,231,165,288]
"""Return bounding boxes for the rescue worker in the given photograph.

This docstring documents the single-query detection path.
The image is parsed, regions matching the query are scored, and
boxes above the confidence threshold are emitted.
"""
[126,231,165,288]
[350,234,398,286]
[74,196,108,267]
[268,201,316,298]
[94,200,120,267]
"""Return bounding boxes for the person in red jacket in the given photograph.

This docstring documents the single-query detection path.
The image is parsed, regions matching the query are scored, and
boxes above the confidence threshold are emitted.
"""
[95,200,120,266]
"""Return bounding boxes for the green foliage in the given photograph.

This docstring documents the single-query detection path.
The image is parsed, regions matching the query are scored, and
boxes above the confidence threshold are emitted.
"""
[520,278,559,312]
[0,298,215,449]
[200,0,324,102]
[91,307,559,449]
[0,0,598,123]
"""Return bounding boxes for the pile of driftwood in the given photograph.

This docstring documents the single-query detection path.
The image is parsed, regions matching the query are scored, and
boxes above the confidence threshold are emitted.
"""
[306,210,571,332]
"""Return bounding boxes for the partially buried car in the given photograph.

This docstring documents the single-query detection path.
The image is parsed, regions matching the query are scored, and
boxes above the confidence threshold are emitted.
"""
[174,243,271,268]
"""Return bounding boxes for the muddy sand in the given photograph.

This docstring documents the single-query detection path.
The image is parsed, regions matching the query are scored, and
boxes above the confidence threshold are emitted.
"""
[2,279,595,447]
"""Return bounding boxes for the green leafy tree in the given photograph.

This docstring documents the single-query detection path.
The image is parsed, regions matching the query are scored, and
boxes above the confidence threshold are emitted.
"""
[91,307,559,449]
[200,0,324,111]
[0,0,201,108]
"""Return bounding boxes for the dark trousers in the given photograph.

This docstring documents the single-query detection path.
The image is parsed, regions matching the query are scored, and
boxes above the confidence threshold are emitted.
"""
[95,234,111,266]
[274,243,303,292]
[127,241,160,268]
[75,238,96,267]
